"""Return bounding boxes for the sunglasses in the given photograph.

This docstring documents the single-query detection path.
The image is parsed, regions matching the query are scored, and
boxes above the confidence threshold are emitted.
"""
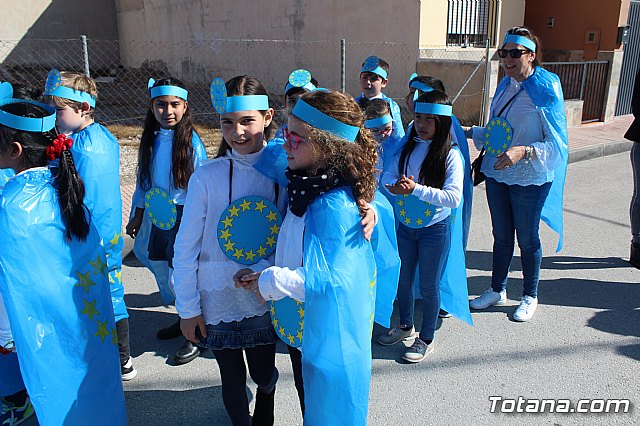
[282,126,305,150]
[497,48,530,59]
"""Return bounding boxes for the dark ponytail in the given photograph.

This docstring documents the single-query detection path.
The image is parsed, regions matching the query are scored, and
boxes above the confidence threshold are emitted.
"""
[0,102,89,241]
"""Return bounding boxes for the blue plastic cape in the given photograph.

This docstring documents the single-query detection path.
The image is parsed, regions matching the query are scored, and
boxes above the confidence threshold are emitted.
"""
[132,131,207,304]
[0,169,24,398]
[302,188,378,426]
[71,123,127,322]
[0,168,126,425]
[437,149,472,325]
[451,115,473,250]
[494,67,569,251]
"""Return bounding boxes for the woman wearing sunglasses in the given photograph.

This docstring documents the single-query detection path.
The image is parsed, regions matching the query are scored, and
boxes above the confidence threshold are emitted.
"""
[465,26,569,321]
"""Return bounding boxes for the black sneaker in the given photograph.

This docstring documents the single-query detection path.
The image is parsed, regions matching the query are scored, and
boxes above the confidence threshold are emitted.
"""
[121,357,137,381]
[157,319,182,340]
[438,309,452,318]
[402,338,434,363]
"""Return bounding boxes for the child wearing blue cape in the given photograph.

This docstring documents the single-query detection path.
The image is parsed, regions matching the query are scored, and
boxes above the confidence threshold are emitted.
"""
[125,78,207,365]
[43,69,136,380]
[379,90,471,362]
[236,89,399,425]
[0,88,126,425]
[356,56,405,140]
[274,69,319,139]
[173,75,285,426]
[363,98,400,177]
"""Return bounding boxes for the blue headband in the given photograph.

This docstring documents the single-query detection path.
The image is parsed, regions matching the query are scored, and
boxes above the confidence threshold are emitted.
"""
[361,56,388,80]
[285,69,316,95]
[503,34,537,52]
[292,98,359,142]
[148,78,189,100]
[410,80,435,94]
[44,69,96,108]
[414,102,453,116]
[0,83,56,132]
[210,77,269,114]
[408,73,418,86]
[365,115,393,129]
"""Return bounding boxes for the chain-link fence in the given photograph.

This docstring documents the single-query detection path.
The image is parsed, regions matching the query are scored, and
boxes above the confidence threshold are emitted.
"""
[1,36,490,129]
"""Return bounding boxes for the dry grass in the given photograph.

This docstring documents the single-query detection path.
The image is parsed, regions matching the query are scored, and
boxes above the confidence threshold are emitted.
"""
[106,123,222,152]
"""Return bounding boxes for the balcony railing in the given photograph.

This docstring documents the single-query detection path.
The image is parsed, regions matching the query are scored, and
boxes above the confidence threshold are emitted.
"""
[447,0,501,47]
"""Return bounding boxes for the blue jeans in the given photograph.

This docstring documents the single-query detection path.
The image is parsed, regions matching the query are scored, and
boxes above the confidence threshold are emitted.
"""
[485,178,551,298]
[396,217,451,341]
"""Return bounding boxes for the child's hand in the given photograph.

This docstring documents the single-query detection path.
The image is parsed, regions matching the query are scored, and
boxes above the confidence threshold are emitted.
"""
[125,208,144,238]
[238,272,266,305]
[385,174,416,195]
[357,199,376,242]
[233,268,255,287]
[180,315,207,344]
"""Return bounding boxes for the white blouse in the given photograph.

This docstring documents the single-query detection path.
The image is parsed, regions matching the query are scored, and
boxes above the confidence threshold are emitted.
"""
[172,147,287,325]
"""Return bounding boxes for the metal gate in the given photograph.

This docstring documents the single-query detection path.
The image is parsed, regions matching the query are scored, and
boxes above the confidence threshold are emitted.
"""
[616,0,640,116]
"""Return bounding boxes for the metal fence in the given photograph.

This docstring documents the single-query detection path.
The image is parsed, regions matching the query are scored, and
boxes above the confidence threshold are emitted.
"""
[447,0,501,47]
[498,60,610,123]
[0,37,417,129]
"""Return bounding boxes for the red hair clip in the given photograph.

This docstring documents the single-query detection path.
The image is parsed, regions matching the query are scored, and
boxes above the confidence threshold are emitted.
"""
[46,134,74,161]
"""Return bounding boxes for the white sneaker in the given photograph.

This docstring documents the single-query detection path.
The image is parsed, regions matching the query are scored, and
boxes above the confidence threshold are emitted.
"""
[469,288,507,310]
[513,296,538,322]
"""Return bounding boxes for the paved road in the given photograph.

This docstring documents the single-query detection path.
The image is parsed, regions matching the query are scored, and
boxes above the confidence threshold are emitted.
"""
[26,152,637,425]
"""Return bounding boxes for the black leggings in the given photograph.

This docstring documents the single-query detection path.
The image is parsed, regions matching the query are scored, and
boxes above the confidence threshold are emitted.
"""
[213,344,278,426]
[287,345,305,416]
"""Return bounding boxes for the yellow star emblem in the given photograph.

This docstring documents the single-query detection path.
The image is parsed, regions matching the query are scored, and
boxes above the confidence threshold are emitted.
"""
[239,199,252,211]
[287,334,295,345]
[223,240,236,252]
[221,215,234,228]
[278,326,285,336]
[270,304,276,315]
[425,210,432,217]
[265,236,276,248]
[296,330,303,341]
[502,143,507,149]
[152,218,158,225]
[257,245,267,256]
[114,270,122,284]
[228,204,240,218]
[144,202,150,209]
[162,191,168,198]
[232,248,244,260]
[272,318,279,328]
[254,200,267,213]
[76,271,96,293]
[416,218,423,226]
[399,209,406,217]
[269,223,280,235]
[404,217,411,225]
[81,299,100,321]
[89,255,107,275]
[219,228,232,240]
[297,305,304,318]
[299,319,304,329]
[266,210,278,222]
[502,121,507,128]
[145,193,151,200]
[95,321,110,342]
[506,135,512,141]
[109,233,121,246]
[171,206,177,214]
[245,250,257,263]
[397,200,404,207]
[148,212,154,219]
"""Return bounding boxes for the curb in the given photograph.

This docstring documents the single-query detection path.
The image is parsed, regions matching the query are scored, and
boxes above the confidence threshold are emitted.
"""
[568,140,633,164]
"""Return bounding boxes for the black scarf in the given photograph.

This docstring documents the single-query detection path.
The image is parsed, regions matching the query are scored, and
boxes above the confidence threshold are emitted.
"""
[285,168,347,217]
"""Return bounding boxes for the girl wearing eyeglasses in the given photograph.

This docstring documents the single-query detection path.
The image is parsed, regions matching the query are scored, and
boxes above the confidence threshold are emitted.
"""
[235,89,399,425]
[466,26,569,322]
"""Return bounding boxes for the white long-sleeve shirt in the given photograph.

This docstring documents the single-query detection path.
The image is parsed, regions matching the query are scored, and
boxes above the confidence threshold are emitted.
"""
[258,209,306,302]
[381,138,463,226]
[172,148,287,324]
[472,76,564,185]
